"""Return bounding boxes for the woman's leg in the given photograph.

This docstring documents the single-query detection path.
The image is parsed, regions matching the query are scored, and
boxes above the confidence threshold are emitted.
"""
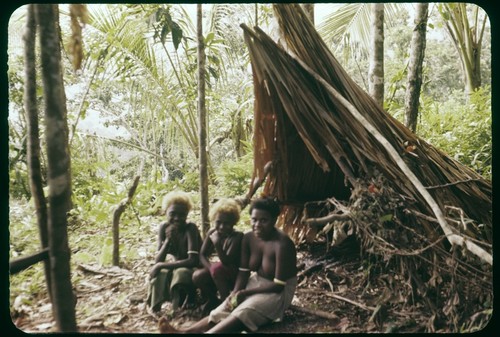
[193,267,220,314]
[210,263,236,300]
[159,316,214,334]
[206,316,246,334]
[193,268,218,302]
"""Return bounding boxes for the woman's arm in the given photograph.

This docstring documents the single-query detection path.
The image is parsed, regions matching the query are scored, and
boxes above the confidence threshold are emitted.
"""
[199,229,216,270]
[234,234,297,301]
[161,224,200,269]
[155,222,170,263]
[232,233,251,292]
[214,231,243,267]
[273,235,297,283]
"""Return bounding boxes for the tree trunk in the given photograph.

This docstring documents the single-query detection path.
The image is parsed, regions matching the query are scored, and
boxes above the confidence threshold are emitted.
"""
[439,3,485,96]
[197,4,210,237]
[368,3,384,106]
[404,3,428,133]
[23,4,53,302]
[35,4,77,332]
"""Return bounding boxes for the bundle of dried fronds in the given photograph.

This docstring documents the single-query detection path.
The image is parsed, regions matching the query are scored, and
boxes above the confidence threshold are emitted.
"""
[347,173,491,331]
[241,3,492,331]
[242,4,491,257]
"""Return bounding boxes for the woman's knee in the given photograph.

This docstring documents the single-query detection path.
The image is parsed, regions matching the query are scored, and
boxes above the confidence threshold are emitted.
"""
[210,262,228,280]
[193,268,210,285]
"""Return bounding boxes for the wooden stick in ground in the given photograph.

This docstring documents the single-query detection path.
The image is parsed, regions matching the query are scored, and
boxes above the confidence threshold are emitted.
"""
[237,160,273,209]
[324,293,375,312]
[112,175,140,266]
[289,304,340,323]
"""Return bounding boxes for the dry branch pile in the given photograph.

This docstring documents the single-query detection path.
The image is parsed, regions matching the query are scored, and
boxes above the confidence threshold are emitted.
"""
[242,4,492,332]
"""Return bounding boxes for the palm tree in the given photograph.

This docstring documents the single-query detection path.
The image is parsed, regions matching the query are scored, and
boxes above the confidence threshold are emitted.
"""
[82,4,207,183]
[437,3,487,95]
[318,3,489,98]
[83,4,258,180]
[317,3,402,65]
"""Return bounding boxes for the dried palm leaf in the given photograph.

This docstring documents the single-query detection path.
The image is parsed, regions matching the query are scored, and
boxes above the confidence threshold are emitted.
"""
[243,4,491,249]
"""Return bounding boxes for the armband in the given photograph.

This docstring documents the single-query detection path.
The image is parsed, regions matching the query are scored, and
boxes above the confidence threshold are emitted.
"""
[273,278,286,286]
[187,250,199,255]
[238,267,250,272]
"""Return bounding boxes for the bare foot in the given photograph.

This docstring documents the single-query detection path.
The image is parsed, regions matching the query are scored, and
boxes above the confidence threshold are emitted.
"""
[158,317,179,333]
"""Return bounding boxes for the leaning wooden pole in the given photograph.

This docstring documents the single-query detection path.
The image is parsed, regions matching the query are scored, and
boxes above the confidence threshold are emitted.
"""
[9,249,49,275]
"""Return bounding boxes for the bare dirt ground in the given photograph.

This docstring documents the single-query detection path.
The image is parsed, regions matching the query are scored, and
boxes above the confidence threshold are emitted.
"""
[10,239,427,334]
[9,228,493,335]
[10,263,362,334]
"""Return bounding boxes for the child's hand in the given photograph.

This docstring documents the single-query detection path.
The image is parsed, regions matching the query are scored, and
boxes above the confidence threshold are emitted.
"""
[209,231,220,245]
[149,263,165,278]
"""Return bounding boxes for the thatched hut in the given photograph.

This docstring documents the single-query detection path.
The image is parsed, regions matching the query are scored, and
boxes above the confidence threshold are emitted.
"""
[241,4,492,331]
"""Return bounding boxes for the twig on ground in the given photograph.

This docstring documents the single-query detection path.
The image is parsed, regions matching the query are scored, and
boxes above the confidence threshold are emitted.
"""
[289,304,340,323]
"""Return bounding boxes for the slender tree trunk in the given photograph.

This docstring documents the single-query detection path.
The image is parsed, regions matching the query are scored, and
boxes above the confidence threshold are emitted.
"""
[35,4,77,332]
[54,6,74,211]
[302,4,314,25]
[197,4,209,237]
[368,3,384,107]
[440,3,484,95]
[233,109,245,158]
[404,3,428,133]
[23,4,53,302]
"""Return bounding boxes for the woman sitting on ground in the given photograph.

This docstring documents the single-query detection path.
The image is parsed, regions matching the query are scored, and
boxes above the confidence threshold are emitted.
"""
[147,191,201,315]
[159,196,297,333]
[193,198,244,316]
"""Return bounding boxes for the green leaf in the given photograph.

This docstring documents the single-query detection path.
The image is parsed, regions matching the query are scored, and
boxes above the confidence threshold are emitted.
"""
[171,22,183,50]
[379,214,393,223]
[205,31,215,44]
[160,24,171,45]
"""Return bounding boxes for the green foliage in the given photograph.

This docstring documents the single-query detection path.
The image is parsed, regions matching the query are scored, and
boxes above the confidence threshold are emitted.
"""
[177,170,201,192]
[9,264,46,304]
[9,199,48,303]
[70,151,119,228]
[213,146,253,198]
[9,199,39,258]
[99,237,114,265]
[417,87,491,179]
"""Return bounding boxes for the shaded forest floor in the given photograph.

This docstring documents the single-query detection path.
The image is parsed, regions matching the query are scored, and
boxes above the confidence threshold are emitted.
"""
[11,239,453,334]
[9,199,492,334]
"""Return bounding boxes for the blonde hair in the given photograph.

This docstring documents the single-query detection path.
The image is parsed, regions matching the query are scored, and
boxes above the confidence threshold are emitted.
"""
[209,198,241,224]
[162,191,193,213]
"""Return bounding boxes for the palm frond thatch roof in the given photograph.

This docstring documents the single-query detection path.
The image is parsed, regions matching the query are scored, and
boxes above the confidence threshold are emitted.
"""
[242,4,491,261]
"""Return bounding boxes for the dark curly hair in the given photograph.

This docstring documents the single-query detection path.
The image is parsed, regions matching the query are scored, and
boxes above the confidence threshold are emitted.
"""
[249,197,280,218]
